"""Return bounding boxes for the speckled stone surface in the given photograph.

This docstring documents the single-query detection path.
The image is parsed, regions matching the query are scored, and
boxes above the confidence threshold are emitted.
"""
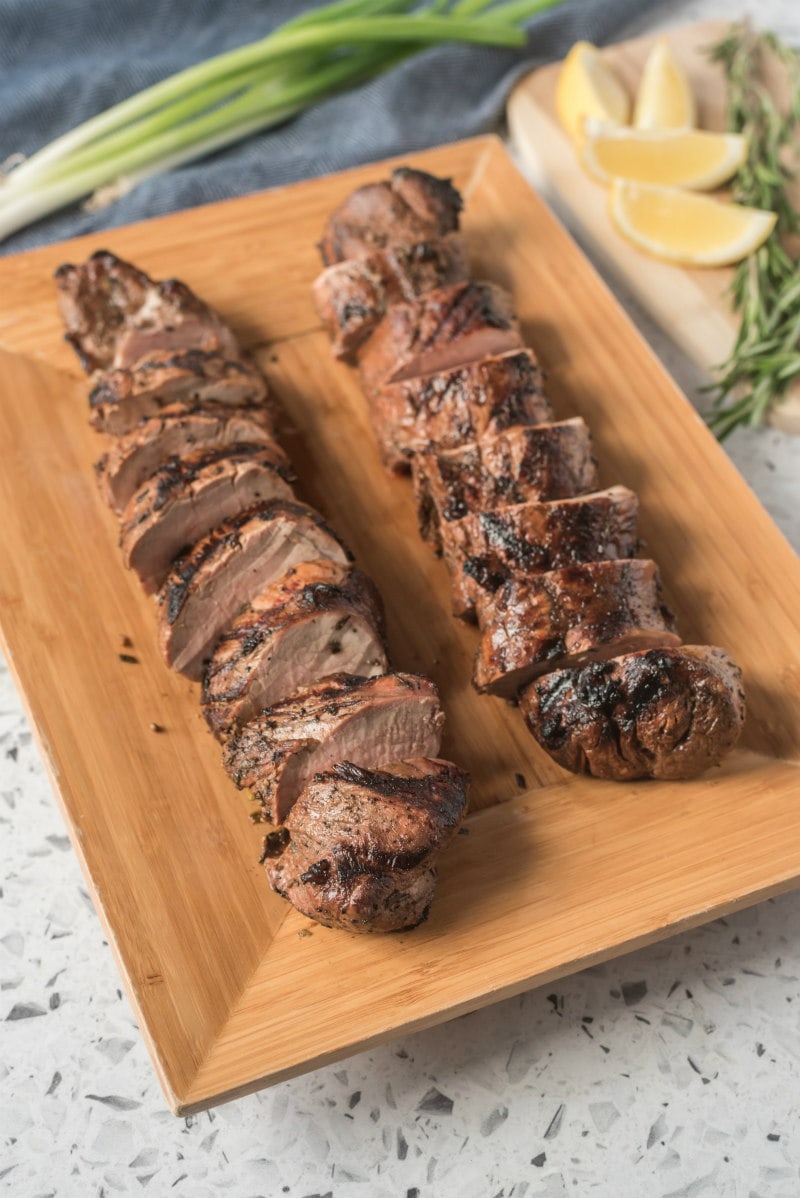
[2,3,800,1195]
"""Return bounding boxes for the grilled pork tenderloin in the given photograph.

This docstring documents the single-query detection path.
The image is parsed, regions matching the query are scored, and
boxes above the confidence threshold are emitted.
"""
[120,444,295,595]
[224,672,444,824]
[440,485,640,621]
[55,250,240,374]
[202,559,388,738]
[263,758,468,932]
[88,349,269,435]
[319,167,462,266]
[412,417,597,550]
[158,500,351,679]
[97,402,277,513]
[358,281,523,401]
[369,348,550,472]
[474,560,680,698]
[521,645,745,780]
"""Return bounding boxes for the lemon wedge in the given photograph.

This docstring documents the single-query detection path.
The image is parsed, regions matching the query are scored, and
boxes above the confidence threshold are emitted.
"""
[556,41,630,145]
[633,37,697,130]
[609,180,777,266]
[582,122,747,190]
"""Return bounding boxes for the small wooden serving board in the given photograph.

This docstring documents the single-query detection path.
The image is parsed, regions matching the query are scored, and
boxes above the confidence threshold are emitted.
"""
[508,19,800,433]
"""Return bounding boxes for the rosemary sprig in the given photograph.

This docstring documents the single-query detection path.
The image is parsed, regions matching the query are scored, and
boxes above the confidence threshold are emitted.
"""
[704,26,800,438]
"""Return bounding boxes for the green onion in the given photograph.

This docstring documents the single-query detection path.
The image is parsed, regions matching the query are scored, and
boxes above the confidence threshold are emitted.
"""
[0,0,565,242]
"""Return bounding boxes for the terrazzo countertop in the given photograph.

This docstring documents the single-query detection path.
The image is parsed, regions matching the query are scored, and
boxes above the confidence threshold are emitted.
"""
[2,1,799,1195]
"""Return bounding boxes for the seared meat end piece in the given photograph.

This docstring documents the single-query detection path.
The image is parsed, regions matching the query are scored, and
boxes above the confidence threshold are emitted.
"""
[88,348,269,435]
[319,167,462,265]
[313,234,469,361]
[441,485,639,621]
[521,645,745,781]
[159,500,351,680]
[358,281,523,400]
[412,418,597,549]
[120,444,295,595]
[370,349,551,472]
[54,250,239,374]
[263,758,469,933]
[224,673,444,824]
[474,560,680,698]
[202,560,388,738]
[97,401,277,513]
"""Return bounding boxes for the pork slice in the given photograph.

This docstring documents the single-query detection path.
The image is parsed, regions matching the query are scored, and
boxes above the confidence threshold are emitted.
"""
[370,349,551,472]
[440,486,640,622]
[474,559,681,698]
[224,673,444,823]
[318,167,462,265]
[97,401,277,513]
[313,234,469,361]
[54,250,239,374]
[358,282,523,401]
[520,645,745,781]
[202,560,388,737]
[120,444,295,595]
[412,418,597,548]
[88,348,269,435]
[262,758,468,932]
[159,500,351,680]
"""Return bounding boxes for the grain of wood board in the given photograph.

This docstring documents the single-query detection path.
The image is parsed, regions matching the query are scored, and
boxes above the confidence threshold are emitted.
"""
[507,19,800,433]
[0,136,798,1115]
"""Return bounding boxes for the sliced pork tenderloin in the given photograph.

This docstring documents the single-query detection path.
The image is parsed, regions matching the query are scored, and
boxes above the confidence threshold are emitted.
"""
[474,560,680,698]
[520,645,745,781]
[440,485,640,621]
[262,758,468,932]
[97,402,277,513]
[412,418,597,549]
[358,281,523,401]
[54,250,239,374]
[202,560,388,738]
[313,234,469,361]
[319,167,462,265]
[369,349,551,472]
[120,444,295,594]
[88,349,269,435]
[158,500,351,679]
[224,673,444,824]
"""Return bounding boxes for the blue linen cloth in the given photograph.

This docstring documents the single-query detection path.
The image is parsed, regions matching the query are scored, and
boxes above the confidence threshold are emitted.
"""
[1,0,662,255]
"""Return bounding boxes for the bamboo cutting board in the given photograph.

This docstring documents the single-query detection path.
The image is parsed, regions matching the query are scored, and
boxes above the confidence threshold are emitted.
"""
[507,20,800,433]
[1,136,800,1116]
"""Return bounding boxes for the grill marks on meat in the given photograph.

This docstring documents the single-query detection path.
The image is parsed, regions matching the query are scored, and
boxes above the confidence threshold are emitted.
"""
[319,167,462,266]
[224,672,445,824]
[313,234,469,361]
[202,560,388,737]
[358,281,523,400]
[441,486,640,621]
[474,560,680,698]
[521,646,745,781]
[96,402,277,513]
[159,500,351,679]
[120,444,295,594]
[371,349,551,472]
[88,349,269,435]
[263,758,468,932]
[412,418,597,549]
[55,250,239,374]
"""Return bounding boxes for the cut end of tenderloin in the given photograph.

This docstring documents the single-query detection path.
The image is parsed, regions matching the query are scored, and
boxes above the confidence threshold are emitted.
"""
[520,645,746,781]
[474,559,680,698]
[202,559,388,737]
[263,757,468,933]
[120,444,295,595]
[159,500,351,680]
[224,672,445,824]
